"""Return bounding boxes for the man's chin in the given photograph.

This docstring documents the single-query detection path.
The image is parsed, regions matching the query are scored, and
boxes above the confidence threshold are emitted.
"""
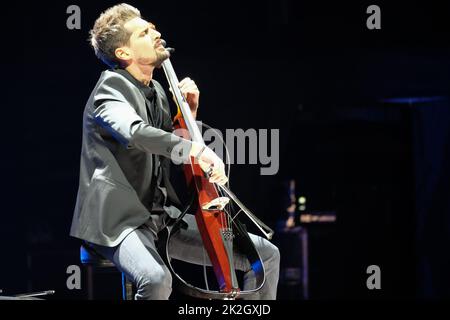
[155,50,171,68]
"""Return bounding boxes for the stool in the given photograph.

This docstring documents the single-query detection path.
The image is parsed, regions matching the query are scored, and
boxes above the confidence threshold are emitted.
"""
[80,245,134,300]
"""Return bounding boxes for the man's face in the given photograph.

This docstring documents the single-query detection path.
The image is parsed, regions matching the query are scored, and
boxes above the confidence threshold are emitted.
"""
[119,17,169,66]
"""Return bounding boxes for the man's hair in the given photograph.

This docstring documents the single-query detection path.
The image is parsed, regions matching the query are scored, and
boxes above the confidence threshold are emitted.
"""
[89,3,141,67]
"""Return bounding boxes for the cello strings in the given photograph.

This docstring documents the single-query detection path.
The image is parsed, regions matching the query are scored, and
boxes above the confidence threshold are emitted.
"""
[197,123,234,231]
[199,122,232,188]
[163,57,240,295]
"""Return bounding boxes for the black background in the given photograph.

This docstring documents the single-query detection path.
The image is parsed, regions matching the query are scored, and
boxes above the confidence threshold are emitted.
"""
[1,0,450,300]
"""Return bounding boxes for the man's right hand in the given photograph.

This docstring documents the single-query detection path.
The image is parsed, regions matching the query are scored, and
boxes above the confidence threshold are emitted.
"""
[190,142,228,186]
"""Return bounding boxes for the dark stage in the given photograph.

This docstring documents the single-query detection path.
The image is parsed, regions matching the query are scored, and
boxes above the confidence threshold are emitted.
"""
[2,0,450,305]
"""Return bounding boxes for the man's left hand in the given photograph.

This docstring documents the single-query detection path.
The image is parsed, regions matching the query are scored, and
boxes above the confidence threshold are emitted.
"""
[178,77,199,115]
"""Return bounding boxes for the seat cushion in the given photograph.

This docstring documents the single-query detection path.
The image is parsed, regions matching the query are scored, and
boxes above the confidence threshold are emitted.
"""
[80,245,115,267]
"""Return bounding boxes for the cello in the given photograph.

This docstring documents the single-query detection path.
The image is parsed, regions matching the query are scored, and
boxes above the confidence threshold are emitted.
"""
[159,40,274,299]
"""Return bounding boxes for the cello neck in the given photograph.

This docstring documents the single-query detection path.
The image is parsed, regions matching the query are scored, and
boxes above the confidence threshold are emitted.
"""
[161,58,204,144]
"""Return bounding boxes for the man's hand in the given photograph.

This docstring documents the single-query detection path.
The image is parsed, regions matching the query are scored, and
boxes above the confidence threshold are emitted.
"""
[190,142,228,186]
[178,77,199,117]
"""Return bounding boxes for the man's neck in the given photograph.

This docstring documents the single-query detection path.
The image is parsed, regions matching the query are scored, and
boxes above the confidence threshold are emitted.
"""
[125,63,154,86]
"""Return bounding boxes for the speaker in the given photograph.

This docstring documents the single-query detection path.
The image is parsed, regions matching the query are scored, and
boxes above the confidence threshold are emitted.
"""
[273,226,308,299]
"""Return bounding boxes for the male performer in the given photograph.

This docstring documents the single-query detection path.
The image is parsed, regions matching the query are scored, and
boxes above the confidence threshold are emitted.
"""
[70,3,279,299]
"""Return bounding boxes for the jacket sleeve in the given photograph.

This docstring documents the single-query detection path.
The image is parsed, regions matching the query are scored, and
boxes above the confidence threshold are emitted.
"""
[92,74,192,163]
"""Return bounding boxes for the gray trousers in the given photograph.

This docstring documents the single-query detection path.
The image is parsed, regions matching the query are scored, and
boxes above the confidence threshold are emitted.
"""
[89,214,280,300]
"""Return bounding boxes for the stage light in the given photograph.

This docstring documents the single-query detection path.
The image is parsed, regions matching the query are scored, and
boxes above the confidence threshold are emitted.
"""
[298,196,306,205]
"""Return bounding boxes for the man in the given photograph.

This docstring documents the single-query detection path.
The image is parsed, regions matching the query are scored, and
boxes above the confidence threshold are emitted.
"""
[70,3,279,300]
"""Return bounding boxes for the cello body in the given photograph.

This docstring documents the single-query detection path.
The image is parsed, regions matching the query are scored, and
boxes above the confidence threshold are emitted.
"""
[159,44,273,299]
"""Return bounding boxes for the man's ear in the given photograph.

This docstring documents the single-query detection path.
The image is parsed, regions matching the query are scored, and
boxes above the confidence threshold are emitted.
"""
[115,47,131,63]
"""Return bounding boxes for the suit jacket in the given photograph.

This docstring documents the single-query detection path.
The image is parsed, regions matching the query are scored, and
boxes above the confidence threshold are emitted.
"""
[70,70,192,247]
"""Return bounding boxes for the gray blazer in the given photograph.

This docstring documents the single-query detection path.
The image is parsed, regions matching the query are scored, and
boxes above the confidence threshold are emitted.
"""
[70,70,192,247]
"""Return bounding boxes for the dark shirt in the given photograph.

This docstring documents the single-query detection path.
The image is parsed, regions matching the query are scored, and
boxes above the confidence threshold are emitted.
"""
[112,68,168,214]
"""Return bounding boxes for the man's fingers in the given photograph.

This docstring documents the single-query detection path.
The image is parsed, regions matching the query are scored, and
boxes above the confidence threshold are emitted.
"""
[178,80,194,88]
[209,176,226,185]
[208,171,228,185]
[200,162,227,185]
[179,79,198,90]
[212,176,228,186]
[171,79,198,100]
[178,77,193,88]
[178,77,190,85]
[179,83,198,94]
[217,176,228,186]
